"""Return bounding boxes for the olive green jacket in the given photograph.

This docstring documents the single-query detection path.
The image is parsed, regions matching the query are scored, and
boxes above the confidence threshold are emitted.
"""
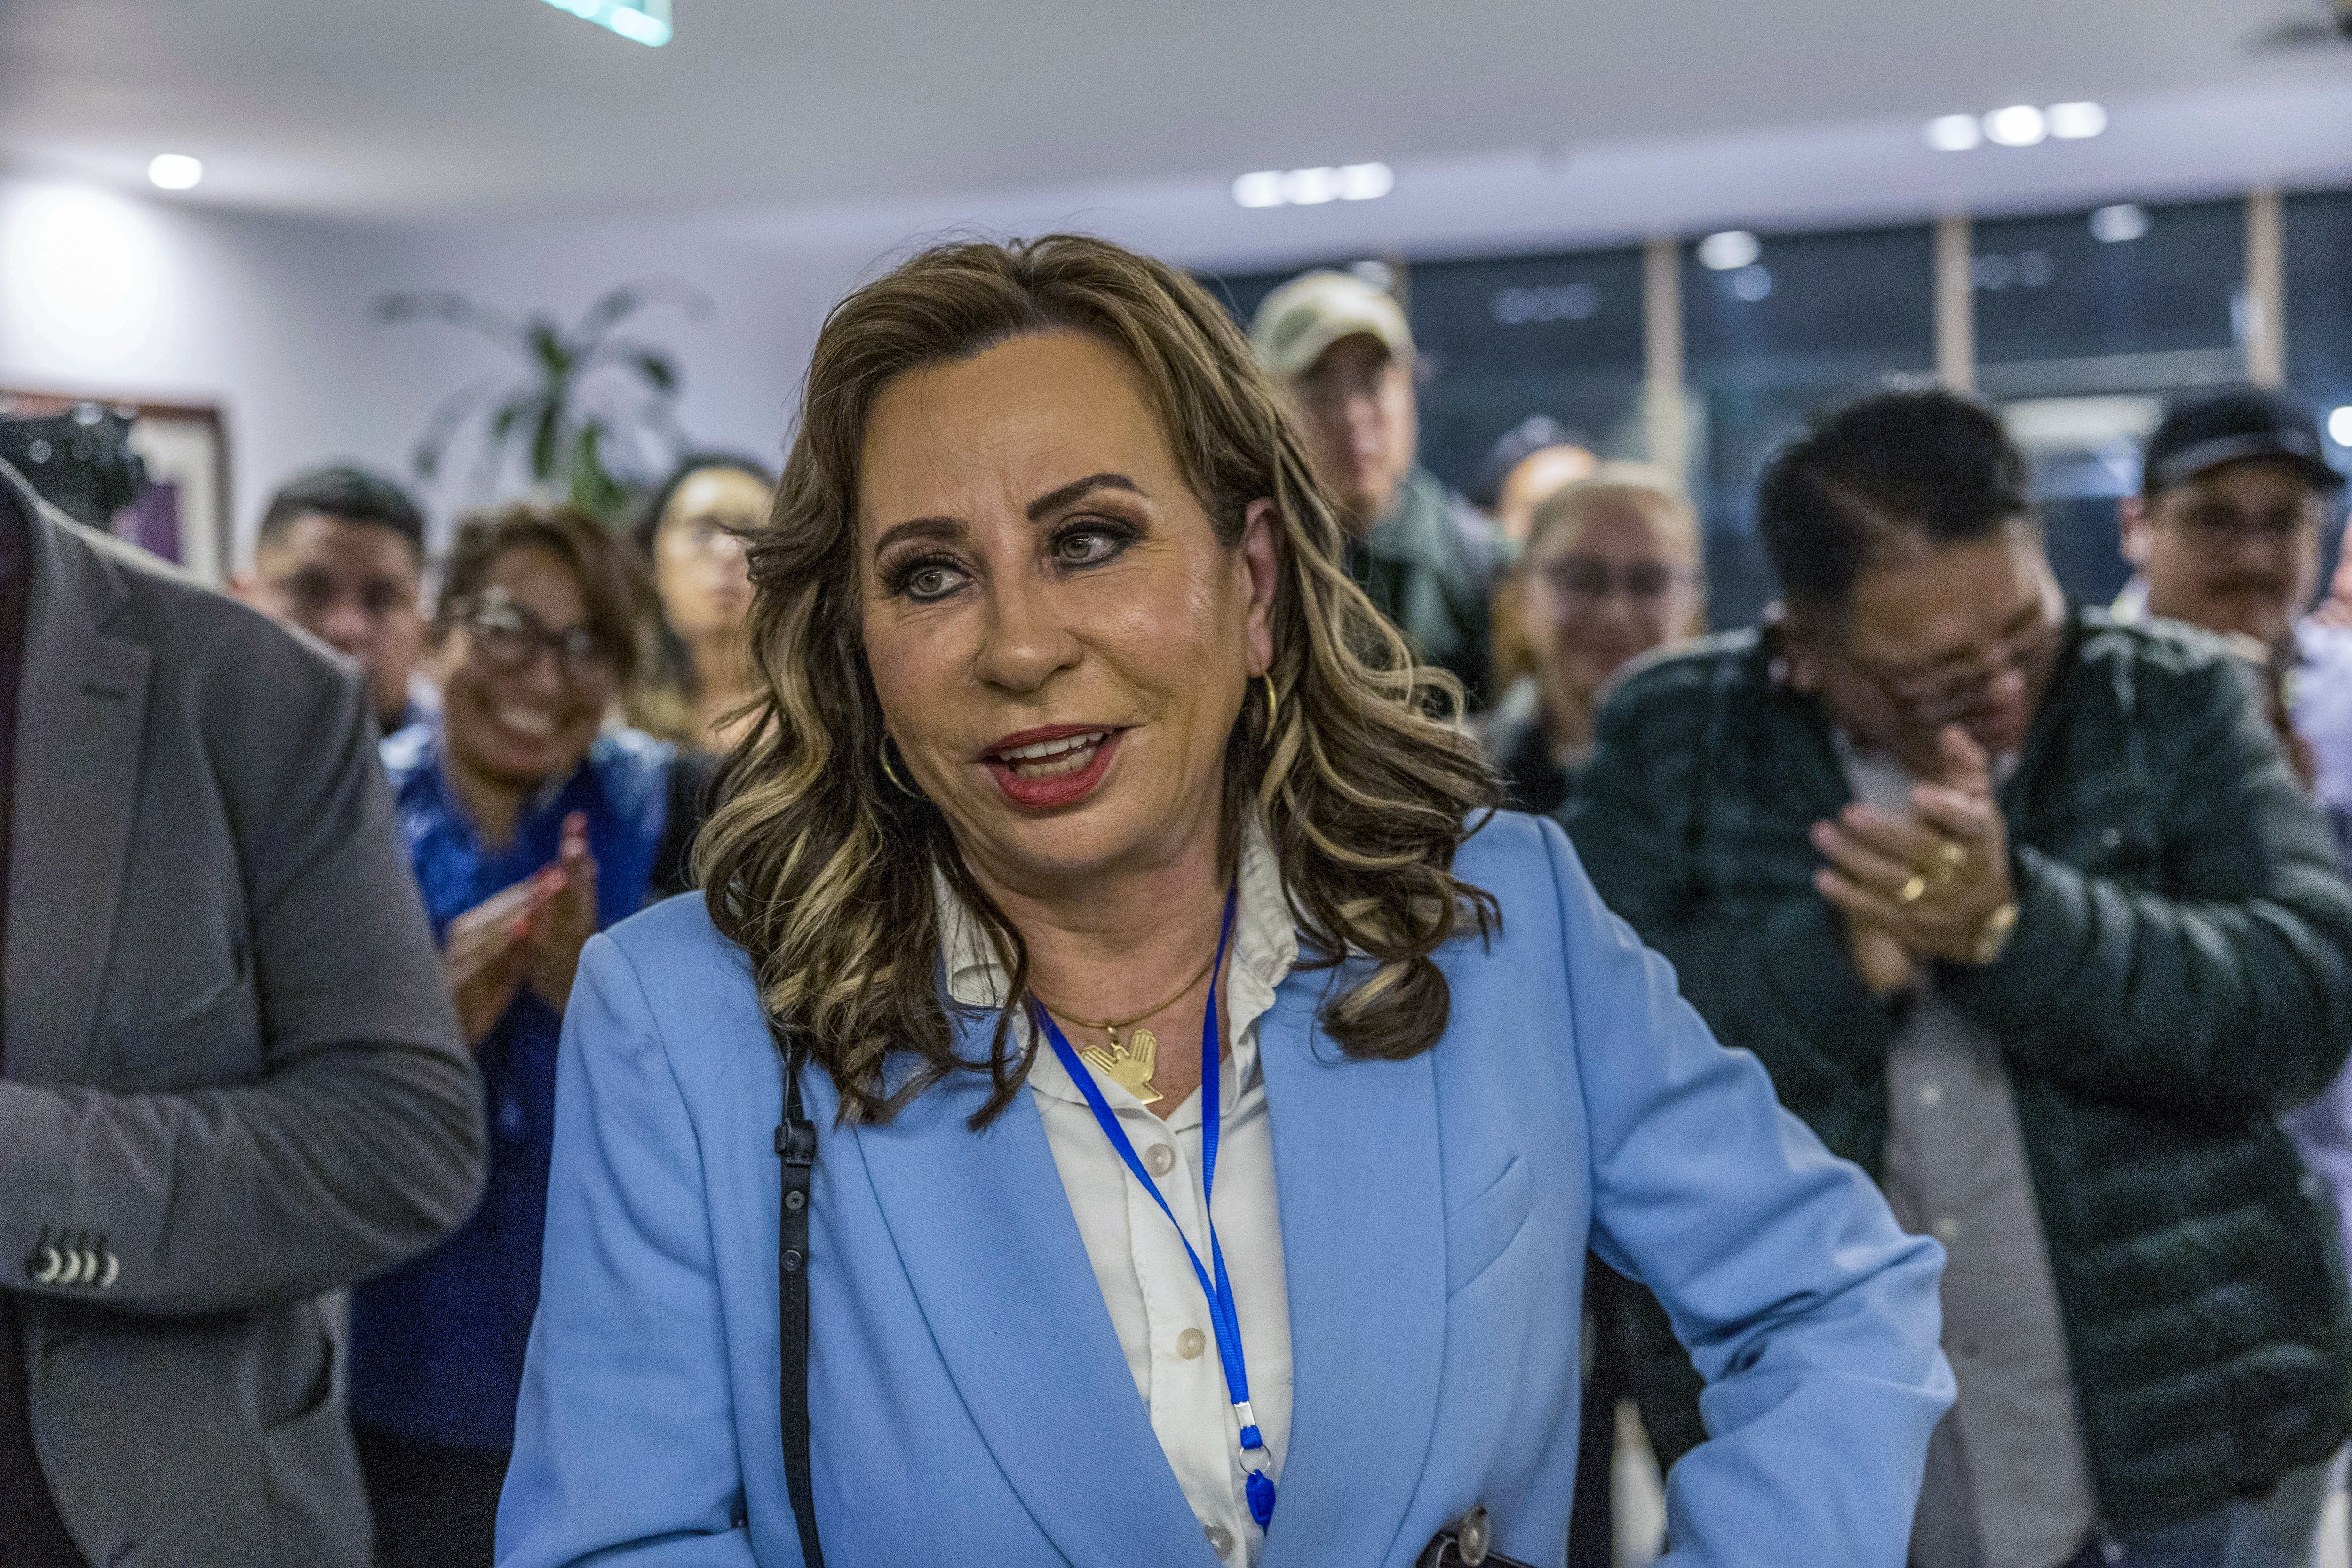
[1347,468,1502,707]
[1564,610,2352,1530]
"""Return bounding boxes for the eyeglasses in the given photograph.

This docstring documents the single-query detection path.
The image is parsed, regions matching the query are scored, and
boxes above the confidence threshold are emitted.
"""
[454,594,618,685]
[1827,591,2066,729]
[1534,555,1696,606]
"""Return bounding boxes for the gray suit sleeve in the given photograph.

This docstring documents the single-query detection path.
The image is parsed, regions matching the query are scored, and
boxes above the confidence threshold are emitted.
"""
[0,641,486,1316]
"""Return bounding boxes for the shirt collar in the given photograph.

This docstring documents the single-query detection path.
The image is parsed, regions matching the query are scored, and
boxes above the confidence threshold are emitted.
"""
[932,817,1300,1115]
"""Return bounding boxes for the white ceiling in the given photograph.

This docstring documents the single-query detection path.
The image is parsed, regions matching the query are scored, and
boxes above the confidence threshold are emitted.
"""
[3,0,2349,240]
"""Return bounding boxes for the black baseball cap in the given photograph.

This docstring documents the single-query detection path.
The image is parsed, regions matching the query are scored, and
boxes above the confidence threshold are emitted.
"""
[2143,388,2345,496]
[1471,415,1593,510]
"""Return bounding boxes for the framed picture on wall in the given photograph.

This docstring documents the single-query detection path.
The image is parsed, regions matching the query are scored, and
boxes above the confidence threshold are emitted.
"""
[0,389,233,585]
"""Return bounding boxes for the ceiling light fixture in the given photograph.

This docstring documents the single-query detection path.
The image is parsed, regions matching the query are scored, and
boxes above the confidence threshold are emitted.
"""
[2046,101,2109,139]
[2328,406,2352,448]
[539,0,671,46]
[2089,203,2150,243]
[1696,230,1761,271]
[1982,105,2049,147]
[146,154,203,191]
[1927,100,2106,151]
[1923,114,1984,152]
[1231,162,1393,209]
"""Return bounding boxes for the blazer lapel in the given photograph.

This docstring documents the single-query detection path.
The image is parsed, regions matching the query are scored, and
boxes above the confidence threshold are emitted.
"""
[1256,968,1446,1568]
[5,508,150,1084]
[844,1013,1209,1564]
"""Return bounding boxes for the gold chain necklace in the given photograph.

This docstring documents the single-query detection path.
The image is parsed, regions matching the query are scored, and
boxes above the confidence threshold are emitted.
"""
[1035,944,1223,1107]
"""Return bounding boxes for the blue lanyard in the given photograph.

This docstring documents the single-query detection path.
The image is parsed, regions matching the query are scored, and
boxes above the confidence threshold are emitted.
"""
[1030,885,1276,1530]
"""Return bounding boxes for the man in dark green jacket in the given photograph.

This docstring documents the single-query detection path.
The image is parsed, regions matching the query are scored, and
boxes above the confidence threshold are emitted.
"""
[1250,268,1502,705]
[1568,390,2352,1568]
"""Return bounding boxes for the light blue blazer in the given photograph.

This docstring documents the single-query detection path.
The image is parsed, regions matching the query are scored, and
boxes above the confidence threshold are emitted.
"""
[498,812,1951,1567]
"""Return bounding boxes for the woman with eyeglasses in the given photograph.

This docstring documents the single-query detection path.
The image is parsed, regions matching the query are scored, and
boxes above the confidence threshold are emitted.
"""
[627,455,776,755]
[1477,467,1704,818]
[350,505,695,1568]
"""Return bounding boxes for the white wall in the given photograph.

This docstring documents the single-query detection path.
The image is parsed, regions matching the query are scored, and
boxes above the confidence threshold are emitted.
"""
[0,175,864,560]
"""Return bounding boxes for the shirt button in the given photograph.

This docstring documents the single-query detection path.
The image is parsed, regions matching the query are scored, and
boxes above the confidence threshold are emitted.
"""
[1933,1217,1962,1243]
[1918,1081,1943,1108]
[1204,1522,1235,1557]
[1177,1327,1207,1359]
[1146,1144,1176,1177]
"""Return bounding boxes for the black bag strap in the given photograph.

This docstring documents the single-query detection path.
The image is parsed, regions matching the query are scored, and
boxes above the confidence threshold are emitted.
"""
[772,1027,824,1568]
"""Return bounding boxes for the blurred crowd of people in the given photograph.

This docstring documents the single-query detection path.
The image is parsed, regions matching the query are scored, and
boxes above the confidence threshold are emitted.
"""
[3,249,2351,1568]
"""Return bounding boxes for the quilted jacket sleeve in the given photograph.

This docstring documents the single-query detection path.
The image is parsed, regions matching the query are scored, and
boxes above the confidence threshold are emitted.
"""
[1565,655,1896,1164]
[1940,648,2352,1113]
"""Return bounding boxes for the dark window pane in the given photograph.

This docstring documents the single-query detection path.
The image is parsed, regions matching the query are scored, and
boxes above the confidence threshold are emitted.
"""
[1684,224,1937,626]
[2289,188,2352,414]
[1977,199,2251,609]
[1974,199,2245,387]
[1405,248,1647,500]
[2287,188,2352,588]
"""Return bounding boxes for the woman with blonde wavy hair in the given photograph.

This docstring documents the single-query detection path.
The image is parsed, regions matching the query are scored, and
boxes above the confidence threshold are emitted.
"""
[497,234,1951,1568]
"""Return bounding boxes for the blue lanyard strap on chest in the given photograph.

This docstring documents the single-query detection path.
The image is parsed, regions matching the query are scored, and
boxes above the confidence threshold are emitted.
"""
[1031,885,1276,1530]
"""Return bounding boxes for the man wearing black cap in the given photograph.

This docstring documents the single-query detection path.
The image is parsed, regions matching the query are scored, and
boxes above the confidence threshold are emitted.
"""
[2122,388,2346,653]
[2118,386,2352,1564]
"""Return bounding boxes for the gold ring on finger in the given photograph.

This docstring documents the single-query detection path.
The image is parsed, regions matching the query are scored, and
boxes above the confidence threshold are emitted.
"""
[1896,874,1928,905]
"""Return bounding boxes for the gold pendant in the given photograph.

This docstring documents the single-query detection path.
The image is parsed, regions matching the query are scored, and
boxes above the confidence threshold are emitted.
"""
[1081,1026,1161,1106]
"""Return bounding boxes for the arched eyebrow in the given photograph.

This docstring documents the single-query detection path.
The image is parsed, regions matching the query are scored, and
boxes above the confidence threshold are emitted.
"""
[1026,472,1140,521]
[871,516,960,556]
[870,473,1143,557]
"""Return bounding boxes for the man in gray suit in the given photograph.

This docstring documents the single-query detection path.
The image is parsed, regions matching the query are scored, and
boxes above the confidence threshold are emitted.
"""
[0,458,486,1566]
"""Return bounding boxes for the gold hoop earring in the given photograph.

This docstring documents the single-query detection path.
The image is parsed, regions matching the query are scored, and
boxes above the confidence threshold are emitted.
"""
[1261,672,1279,734]
[879,735,921,800]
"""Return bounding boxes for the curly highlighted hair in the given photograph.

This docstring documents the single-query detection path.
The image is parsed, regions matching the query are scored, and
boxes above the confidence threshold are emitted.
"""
[696,234,1499,1126]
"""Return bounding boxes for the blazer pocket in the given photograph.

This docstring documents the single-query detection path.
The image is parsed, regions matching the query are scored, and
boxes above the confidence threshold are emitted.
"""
[1445,1154,1533,1297]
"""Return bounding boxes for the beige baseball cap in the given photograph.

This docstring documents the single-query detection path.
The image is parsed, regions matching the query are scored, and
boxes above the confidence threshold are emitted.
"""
[1248,269,1414,380]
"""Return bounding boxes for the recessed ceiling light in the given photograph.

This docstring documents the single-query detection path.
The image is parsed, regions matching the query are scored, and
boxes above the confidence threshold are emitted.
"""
[538,0,670,46]
[1231,162,1393,209]
[1924,114,1984,152]
[1697,230,1762,271]
[1232,172,1284,208]
[2089,203,2150,243]
[2328,406,2352,448]
[2047,101,2108,139]
[1982,105,2049,148]
[146,154,203,191]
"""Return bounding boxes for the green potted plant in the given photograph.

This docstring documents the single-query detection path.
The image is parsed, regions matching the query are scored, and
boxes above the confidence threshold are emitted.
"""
[376,280,705,521]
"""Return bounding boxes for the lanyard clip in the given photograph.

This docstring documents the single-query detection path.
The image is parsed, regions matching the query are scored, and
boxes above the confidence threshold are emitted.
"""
[1233,1399,1270,1461]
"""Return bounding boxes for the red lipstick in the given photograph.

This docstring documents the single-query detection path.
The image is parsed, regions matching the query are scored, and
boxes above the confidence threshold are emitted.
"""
[981,725,1121,811]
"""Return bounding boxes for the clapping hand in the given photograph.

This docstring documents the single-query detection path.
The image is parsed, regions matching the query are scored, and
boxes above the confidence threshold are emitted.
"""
[525,812,598,1011]
[1811,725,2017,990]
[443,812,599,1043]
[445,869,563,1046]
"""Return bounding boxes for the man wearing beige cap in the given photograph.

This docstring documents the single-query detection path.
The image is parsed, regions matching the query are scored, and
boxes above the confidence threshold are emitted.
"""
[1252,268,1502,705]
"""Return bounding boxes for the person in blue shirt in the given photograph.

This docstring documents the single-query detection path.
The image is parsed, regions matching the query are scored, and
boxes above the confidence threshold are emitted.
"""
[350,504,698,1568]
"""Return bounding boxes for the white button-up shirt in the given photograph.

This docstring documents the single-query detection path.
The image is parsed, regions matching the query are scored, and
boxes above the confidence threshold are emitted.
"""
[936,823,1298,1565]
